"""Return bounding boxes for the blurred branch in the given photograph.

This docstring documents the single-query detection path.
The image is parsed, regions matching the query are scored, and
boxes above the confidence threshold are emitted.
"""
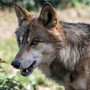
[0,58,27,90]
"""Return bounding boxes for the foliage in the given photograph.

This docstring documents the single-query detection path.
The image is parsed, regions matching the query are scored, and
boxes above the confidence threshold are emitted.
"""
[0,0,90,10]
[0,59,27,90]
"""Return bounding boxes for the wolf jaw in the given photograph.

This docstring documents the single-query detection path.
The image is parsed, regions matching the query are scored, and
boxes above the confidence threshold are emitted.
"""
[20,61,36,76]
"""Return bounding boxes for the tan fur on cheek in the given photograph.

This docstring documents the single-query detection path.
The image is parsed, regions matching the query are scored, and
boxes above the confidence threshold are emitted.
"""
[34,43,56,65]
[35,43,55,54]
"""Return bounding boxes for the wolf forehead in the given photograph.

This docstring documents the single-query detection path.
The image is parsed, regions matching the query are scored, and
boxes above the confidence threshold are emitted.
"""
[15,17,52,43]
[15,17,36,35]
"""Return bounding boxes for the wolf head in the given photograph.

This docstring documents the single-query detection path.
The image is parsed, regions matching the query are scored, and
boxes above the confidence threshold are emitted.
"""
[11,2,63,76]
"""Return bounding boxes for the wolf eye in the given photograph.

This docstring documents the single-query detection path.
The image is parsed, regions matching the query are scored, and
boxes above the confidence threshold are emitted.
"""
[20,36,23,42]
[18,39,22,44]
[18,36,23,44]
[31,39,39,46]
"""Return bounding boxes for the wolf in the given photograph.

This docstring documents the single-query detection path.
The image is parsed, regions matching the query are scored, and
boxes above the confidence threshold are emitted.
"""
[11,2,90,90]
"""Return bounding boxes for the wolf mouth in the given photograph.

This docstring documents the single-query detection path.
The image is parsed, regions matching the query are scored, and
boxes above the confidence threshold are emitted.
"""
[20,61,36,76]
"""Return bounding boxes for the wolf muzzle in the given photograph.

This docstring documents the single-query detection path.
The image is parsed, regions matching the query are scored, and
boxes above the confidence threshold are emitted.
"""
[11,59,20,69]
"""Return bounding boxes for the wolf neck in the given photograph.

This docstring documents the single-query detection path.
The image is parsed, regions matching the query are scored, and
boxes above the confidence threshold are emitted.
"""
[58,22,89,70]
[38,22,89,86]
[49,22,89,70]
[59,43,81,70]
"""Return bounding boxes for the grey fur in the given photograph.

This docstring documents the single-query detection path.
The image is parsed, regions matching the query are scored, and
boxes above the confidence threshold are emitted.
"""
[59,22,90,70]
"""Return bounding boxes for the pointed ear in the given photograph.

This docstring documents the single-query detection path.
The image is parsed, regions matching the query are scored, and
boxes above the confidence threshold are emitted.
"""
[15,4,31,25]
[39,2,57,28]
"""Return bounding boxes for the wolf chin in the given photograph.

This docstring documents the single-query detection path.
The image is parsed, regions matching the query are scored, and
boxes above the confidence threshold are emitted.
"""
[11,2,90,90]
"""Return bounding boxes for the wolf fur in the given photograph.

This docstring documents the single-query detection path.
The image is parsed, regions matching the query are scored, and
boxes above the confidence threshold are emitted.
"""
[12,2,90,90]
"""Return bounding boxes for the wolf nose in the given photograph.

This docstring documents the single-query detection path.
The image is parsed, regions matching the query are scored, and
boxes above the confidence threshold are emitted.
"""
[11,60,20,69]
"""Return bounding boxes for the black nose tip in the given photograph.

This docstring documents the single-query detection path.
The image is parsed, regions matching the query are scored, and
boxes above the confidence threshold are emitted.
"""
[11,60,20,69]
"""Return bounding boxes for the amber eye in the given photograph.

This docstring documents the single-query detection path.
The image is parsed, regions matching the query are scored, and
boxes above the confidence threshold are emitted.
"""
[31,39,39,46]
[18,36,23,44]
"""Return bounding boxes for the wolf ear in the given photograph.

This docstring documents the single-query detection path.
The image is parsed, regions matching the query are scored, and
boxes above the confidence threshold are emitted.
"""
[39,2,57,28]
[15,4,31,25]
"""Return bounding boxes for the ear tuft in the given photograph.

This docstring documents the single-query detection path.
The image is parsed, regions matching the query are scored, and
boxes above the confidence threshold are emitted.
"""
[39,2,57,28]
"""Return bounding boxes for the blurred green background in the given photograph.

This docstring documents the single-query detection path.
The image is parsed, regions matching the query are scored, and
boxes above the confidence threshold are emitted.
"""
[0,0,90,90]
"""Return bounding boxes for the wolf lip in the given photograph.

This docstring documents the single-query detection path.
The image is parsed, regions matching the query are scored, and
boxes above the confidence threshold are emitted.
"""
[20,61,36,76]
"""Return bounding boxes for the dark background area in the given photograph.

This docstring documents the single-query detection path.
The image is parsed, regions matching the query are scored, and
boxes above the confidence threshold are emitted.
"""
[0,0,90,10]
